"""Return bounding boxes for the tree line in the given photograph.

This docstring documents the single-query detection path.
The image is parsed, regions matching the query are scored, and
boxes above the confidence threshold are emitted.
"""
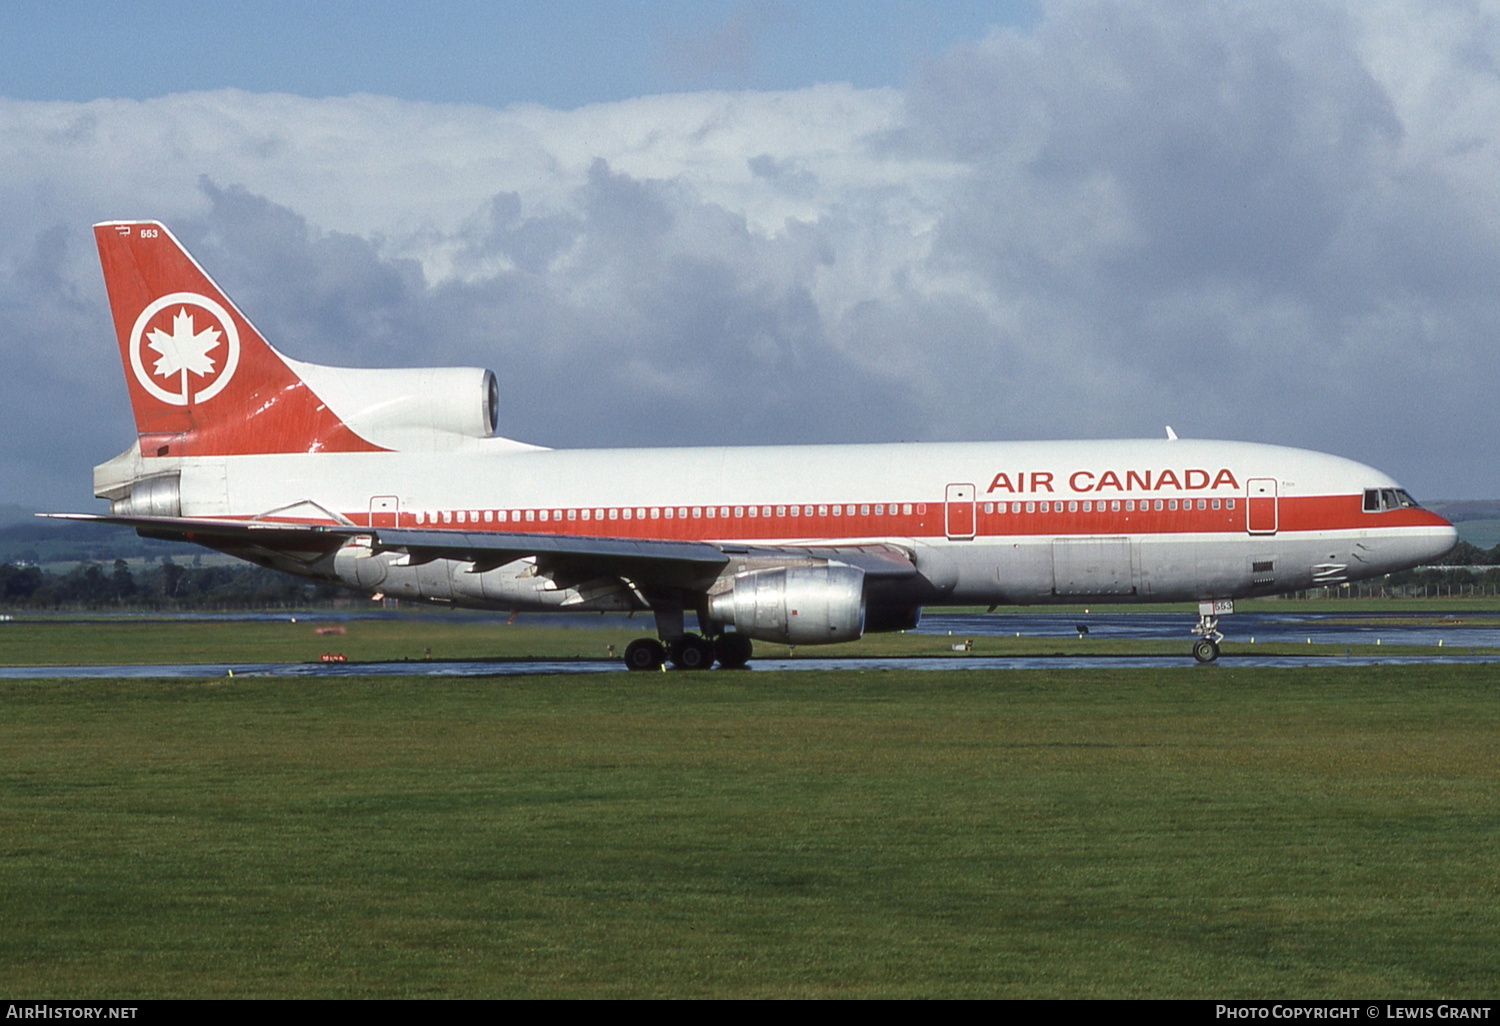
[0,559,349,610]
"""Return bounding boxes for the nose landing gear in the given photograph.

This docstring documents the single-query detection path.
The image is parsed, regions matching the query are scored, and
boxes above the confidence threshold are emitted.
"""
[1192,599,1232,663]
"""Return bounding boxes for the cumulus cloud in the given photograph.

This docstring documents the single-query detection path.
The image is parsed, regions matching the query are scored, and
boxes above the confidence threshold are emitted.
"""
[2,0,1499,509]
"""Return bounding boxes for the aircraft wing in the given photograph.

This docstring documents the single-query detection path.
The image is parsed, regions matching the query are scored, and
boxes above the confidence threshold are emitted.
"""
[39,514,917,590]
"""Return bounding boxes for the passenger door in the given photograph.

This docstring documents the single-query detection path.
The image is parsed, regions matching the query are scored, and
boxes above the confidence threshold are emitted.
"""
[945,483,976,540]
[1246,478,1278,535]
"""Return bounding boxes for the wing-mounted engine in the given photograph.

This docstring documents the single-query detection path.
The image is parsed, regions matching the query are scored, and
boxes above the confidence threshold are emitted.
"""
[708,564,867,645]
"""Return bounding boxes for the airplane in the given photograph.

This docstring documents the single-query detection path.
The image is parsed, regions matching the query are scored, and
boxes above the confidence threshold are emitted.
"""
[46,220,1459,668]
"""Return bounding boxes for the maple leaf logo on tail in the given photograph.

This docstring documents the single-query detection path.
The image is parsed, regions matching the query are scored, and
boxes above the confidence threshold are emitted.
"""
[127,292,241,406]
[148,307,221,380]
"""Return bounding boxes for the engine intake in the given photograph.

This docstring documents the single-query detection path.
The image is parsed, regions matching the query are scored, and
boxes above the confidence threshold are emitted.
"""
[708,564,866,645]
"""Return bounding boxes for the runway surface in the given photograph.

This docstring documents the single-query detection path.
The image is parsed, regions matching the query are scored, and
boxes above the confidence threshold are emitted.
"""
[2,610,1496,678]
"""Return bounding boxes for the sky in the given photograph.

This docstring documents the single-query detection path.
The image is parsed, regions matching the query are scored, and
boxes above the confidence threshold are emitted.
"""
[2,0,1498,510]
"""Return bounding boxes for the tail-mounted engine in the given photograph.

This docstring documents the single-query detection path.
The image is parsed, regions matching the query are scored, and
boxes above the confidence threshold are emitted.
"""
[105,470,181,517]
[286,361,500,449]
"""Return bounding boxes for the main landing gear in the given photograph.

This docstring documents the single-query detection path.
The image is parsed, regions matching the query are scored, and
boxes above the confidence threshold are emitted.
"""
[623,600,755,671]
[1192,599,1232,663]
[623,632,754,671]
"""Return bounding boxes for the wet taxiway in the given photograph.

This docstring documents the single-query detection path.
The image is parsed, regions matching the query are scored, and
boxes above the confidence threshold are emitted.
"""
[1,610,1496,678]
[3,652,1499,680]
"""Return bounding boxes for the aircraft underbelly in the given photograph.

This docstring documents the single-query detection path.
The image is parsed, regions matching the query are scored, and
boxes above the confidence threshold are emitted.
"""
[1051,537,1135,595]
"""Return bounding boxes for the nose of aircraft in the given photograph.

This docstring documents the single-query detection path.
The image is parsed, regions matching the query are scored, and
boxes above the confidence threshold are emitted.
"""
[1420,513,1461,564]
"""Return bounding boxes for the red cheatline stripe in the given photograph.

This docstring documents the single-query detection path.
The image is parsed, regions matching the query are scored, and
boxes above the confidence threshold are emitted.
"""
[335,493,1449,540]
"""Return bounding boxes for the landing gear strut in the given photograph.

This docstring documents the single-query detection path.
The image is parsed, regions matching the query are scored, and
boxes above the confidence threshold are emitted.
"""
[1192,599,1231,663]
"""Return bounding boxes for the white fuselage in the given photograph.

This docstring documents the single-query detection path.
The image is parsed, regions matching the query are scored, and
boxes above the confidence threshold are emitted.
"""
[139,436,1457,613]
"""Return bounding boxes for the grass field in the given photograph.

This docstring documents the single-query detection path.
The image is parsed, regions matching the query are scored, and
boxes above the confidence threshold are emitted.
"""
[1,665,1497,998]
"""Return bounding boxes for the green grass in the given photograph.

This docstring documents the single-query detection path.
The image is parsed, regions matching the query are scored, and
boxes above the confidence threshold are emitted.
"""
[0,617,644,666]
[1,666,1497,997]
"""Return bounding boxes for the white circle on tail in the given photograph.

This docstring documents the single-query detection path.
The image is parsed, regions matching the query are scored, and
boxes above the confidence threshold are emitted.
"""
[128,292,241,406]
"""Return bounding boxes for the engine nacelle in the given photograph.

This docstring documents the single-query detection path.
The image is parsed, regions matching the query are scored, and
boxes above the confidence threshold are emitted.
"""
[109,471,181,517]
[708,565,866,645]
[285,358,498,449]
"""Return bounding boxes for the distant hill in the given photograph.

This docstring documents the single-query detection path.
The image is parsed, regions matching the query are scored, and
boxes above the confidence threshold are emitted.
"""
[1426,501,1500,548]
[0,507,181,566]
[1427,499,1500,522]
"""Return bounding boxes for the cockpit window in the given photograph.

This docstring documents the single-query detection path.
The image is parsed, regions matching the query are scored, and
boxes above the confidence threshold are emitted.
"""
[1363,488,1422,512]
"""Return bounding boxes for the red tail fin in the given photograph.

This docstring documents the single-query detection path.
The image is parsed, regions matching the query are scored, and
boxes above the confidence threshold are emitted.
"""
[94,221,383,457]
